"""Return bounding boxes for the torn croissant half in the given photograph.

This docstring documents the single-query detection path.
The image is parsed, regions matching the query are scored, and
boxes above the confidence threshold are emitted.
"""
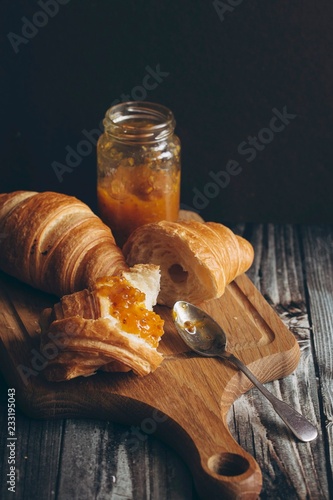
[39,264,164,381]
[123,220,254,307]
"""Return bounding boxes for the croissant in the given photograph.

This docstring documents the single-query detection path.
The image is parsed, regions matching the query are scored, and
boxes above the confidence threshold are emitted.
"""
[39,264,164,380]
[0,191,128,296]
[123,220,254,307]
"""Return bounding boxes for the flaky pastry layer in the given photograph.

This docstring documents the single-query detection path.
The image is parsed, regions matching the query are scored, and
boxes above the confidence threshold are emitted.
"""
[0,190,128,296]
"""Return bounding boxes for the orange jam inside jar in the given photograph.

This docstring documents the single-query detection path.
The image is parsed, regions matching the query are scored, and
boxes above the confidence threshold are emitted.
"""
[97,101,181,246]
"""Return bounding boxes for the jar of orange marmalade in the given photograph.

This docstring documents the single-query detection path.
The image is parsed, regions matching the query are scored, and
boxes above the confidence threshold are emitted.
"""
[97,101,181,246]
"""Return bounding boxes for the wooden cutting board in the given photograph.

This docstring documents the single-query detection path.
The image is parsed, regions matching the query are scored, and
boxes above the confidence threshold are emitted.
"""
[0,270,300,499]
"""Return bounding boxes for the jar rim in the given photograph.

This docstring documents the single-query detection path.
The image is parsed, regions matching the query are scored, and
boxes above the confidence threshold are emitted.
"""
[103,101,176,143]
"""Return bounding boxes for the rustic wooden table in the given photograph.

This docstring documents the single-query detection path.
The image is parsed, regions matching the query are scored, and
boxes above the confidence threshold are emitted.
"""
[0,224,332,500]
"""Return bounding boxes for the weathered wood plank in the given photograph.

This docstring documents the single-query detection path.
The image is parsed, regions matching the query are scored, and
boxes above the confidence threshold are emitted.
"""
[300,225,333,480]
[0,374,64,500]
[228,223,330,499]
[55,418,194,499]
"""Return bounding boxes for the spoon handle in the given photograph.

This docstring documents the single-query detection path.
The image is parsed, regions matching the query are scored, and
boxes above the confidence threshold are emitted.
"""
[220,352,318,442]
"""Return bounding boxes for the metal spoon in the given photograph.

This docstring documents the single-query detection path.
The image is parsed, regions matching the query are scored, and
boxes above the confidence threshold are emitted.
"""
[172,301,318,442]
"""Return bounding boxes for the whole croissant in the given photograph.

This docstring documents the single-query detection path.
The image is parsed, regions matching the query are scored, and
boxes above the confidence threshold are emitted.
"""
[0,191,128,296]
[123,220,254,306]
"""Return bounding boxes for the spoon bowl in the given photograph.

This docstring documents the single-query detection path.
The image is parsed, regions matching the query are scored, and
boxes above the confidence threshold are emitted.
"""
[173,300,227,355]
[173,300,318,443]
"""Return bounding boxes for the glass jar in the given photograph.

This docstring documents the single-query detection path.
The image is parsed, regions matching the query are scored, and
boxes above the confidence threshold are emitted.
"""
[97,101,181,246]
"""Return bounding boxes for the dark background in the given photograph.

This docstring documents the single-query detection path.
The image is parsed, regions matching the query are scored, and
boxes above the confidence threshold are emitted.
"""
[1,0,333,223]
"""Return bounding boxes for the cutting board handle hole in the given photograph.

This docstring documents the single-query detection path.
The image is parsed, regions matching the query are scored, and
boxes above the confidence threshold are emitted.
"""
[207,452,250,477]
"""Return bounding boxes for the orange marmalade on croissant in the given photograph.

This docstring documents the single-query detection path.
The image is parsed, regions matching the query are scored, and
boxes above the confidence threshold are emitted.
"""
[95,276,164,348]
[97,102,181,246]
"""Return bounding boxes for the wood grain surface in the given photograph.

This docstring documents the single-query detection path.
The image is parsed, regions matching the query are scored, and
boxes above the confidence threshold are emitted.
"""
[0,265,300,499]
